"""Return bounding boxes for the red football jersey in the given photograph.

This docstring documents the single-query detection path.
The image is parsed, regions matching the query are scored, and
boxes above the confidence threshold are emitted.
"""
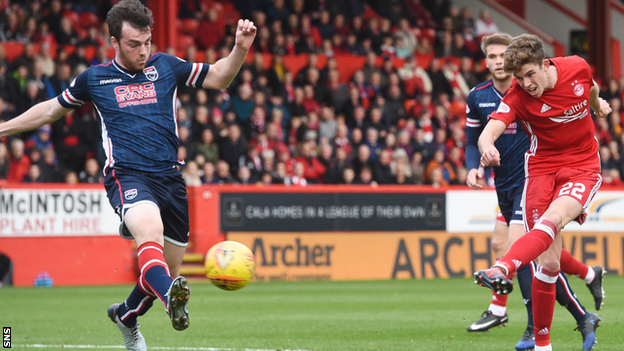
[489,56,600,176]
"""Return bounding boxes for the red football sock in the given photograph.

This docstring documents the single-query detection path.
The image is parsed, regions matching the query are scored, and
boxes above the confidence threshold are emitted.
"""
[490,269,514,314]
[491,291,508,306]
[560,248,589,279]
[137,242,173,308]
[499,220,556,275]
[532,266,559,347]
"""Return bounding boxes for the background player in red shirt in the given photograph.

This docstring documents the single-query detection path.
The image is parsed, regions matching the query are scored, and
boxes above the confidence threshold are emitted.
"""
[474,34,611,351]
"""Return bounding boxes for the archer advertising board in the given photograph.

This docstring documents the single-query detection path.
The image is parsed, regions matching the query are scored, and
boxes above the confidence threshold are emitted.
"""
[230,231,624,280]
[220,192,446,232]
[446,190,624,232]
[0,188,119,236]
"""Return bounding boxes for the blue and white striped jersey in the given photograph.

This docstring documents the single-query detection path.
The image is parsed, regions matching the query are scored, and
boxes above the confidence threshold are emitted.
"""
[465,79,529,191]
[57,52,210,174]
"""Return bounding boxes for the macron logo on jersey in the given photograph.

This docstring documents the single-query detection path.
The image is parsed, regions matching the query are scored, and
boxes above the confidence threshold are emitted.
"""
[100,78,123,85]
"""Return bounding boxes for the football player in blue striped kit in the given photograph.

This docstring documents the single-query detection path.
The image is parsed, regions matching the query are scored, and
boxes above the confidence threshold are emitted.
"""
[0,1,256,349]
[464,33,604,351]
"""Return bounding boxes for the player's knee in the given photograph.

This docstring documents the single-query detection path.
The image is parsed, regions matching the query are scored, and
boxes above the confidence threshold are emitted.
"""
[541,212,563,232]
[137,223,165,244]
[539,255,561,272]
[491,238,508,257]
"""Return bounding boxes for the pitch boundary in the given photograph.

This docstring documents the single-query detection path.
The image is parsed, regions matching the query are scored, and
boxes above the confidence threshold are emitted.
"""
[17,345,311,351]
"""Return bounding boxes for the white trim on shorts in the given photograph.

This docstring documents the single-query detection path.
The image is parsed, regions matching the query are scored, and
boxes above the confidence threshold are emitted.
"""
[164,235,189,247]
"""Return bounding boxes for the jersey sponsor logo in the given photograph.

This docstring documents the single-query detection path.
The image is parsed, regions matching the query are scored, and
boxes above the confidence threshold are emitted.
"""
[503,122,517,134]
[143,66,159,81]
[540,103,551,113]
[124,189,138,200]
[100,78,123,85]
[114,82,157,108]
[572,80,584,96]
[478,102,496,108]
[549,100,589,123]
[496,102,510,113]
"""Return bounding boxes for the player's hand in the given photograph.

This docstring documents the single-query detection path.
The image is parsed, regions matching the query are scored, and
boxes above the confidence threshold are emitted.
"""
[234,19,257,52]
[466,167,485,190]
[594,97,612,119]
[480,146,500,167]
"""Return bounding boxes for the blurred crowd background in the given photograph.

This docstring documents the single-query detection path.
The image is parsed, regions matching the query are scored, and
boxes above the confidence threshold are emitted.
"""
[1,0,624,188]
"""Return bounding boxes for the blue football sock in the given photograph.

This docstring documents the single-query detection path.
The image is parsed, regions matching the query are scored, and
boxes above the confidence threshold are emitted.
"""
[117,284,155,328]
[556,271,587,324]
[517,263,534,327]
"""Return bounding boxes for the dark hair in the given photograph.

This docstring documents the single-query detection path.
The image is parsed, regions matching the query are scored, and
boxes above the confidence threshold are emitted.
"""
[107,0,154,41]
[503,34,545,73]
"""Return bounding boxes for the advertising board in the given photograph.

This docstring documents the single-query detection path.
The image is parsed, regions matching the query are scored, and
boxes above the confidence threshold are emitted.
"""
[446,190,624,232]
[0,188,119,236]
[221,192,446,232]
[230,231,624,280]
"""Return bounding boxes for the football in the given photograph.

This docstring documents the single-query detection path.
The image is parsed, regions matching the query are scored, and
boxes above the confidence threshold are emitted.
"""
[205,241,256,291]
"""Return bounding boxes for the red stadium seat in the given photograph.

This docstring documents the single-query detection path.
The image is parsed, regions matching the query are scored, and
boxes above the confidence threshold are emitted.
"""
[64,11,80,28]
[79,12,100,28]
[2,41,24,62]
[179,18,200,35]
[177,35,196,50]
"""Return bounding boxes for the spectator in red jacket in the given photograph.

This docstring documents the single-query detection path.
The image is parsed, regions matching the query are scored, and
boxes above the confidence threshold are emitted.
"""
[296,141,326,183]
[7,138,30,183]
[196,8,225,50]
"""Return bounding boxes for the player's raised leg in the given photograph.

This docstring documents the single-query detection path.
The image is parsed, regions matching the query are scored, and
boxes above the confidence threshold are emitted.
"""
[467,219,509,332]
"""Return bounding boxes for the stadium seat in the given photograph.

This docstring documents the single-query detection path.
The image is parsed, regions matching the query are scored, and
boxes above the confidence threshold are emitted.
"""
[179,18,200,35]
[2,41,24,62]
[64,11,80,28]
[177,35,196,50]
[79,12,100,29]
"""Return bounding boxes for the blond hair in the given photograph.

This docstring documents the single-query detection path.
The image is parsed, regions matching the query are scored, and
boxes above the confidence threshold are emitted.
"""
[480,33,513,55]
[503,34,545,73]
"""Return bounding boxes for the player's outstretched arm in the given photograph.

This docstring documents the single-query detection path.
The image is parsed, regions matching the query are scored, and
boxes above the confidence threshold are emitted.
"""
[466,167,485,189]
[478,118,507,167]
[0,98,71,139]
[589,80,612,119]
[202,19,257,90]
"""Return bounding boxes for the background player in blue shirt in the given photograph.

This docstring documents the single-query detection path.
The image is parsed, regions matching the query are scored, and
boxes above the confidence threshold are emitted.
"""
[464,33,604,351]
[0,0,257,350]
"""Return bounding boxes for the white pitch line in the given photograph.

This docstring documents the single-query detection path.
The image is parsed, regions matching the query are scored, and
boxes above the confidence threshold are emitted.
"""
[17,345,311,351]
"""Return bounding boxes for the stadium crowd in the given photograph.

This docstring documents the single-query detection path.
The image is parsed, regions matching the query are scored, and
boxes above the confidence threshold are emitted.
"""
[1,0,624,187]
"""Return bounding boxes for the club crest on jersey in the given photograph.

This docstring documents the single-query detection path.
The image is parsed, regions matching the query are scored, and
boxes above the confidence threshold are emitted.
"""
[124,188,138,200]
[572,80,584,96]
[143,66,158,81]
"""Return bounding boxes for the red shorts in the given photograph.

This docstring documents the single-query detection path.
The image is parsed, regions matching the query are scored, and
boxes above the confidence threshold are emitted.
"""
[523,168,602,232]
[495,211,507,225]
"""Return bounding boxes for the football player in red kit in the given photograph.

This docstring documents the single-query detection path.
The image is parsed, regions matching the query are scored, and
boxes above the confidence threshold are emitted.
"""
[474,34,611,351]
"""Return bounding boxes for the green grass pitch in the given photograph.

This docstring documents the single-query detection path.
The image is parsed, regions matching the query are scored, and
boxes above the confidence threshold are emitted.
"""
[2,276,623,350]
